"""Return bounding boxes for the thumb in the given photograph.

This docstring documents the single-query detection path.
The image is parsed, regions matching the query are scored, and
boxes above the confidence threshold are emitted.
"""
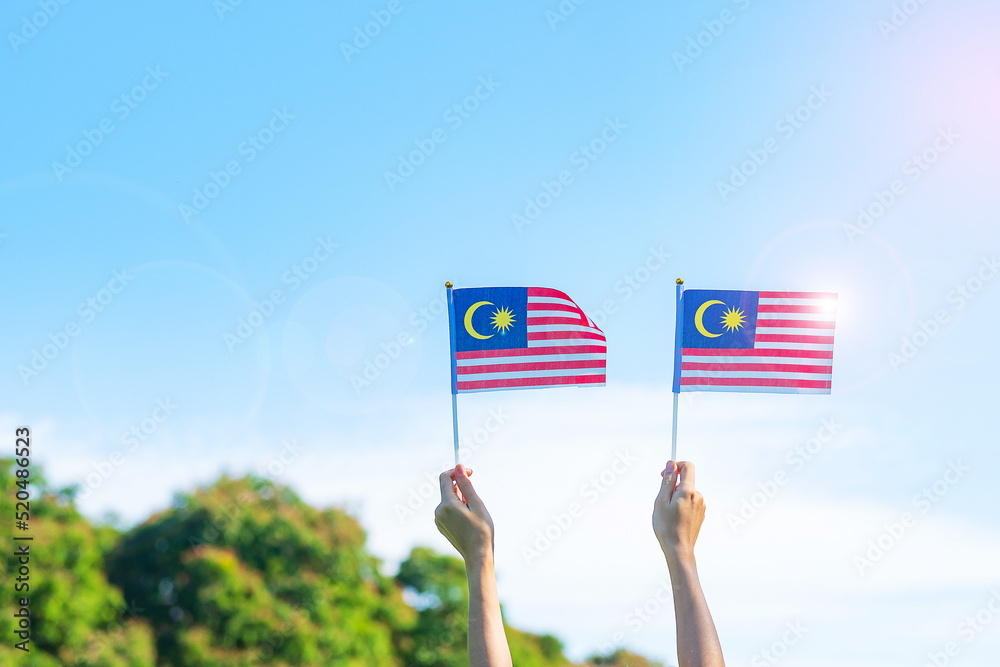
[454,464,486,515]
[661,461,678,498]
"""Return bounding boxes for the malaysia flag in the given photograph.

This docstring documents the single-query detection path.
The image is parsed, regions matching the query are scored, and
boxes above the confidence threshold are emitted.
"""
[449,287,607,393]
[673,289,838,394]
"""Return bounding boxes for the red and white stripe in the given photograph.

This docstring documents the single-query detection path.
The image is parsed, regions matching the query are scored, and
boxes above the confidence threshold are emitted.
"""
[455,287,606,393]
[679,291,837,394]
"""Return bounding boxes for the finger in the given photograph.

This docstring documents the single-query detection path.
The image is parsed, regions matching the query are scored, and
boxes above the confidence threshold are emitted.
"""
[661,460,678,495]
[454,464,487,514]
[439,470,461,504]
[676,461,697,495]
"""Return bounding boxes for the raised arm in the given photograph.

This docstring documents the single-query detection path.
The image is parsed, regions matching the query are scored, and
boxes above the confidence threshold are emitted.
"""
[652,461,725,667]
[434,464,512,667]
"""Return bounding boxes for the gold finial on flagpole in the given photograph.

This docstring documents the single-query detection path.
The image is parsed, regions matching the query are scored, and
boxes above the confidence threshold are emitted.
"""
[676,278,684,285]
[445,281,453,288]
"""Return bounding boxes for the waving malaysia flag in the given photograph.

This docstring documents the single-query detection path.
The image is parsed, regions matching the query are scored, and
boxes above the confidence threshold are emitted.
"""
[448,286,607,393]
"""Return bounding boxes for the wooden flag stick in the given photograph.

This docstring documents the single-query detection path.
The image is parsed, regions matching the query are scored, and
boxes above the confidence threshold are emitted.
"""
[445,281,460,465]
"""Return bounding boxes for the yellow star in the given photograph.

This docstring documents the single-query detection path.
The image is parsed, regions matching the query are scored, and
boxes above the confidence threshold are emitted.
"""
[720,306,746,333]
[491,306,515,333]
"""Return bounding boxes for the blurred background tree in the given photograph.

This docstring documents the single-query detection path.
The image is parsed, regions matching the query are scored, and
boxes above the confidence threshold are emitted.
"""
[105,475,413,666]
[583,649,665,667]
[0,458,155,666]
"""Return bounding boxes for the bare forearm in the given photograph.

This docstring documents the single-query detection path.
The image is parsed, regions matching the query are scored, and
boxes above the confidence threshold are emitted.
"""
[466,555,512,667]
[666,552,725,667]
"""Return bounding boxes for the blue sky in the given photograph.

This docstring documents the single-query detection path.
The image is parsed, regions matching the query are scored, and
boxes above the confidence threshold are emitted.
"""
[3,1,1000,664]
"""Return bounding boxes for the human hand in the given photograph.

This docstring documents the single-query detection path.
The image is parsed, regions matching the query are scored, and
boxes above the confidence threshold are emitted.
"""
[652,461,705,564]
[434,464,495,565]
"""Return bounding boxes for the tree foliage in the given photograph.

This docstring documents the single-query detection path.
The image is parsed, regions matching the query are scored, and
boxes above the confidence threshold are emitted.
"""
[105,475,412,666]
[0,458,156,666]
[583,649,666,667]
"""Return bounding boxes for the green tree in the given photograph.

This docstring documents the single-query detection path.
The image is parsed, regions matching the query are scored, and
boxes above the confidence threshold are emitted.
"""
[396,546,468,666]
[106,475,415,666]
[584,649,666,667]
[0,458,156,666]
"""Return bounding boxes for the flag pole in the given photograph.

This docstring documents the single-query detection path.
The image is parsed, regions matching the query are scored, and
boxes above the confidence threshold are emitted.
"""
[445,281,461,466]
[671,278,684,461]
[671,393,679,462]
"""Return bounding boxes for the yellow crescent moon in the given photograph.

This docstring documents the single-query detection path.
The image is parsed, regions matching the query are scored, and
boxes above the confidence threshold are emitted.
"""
[464,301,494,340]
[694,300,725,338]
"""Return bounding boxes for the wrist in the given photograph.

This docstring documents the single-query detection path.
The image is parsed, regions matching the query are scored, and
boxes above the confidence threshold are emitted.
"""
[464,547,495,572]
[465,551,496,598]
[663,544,697,571]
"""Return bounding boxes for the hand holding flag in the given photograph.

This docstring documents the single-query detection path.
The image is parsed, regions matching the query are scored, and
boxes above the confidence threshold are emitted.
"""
[434,464,494,563]
[653,460,705,562]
